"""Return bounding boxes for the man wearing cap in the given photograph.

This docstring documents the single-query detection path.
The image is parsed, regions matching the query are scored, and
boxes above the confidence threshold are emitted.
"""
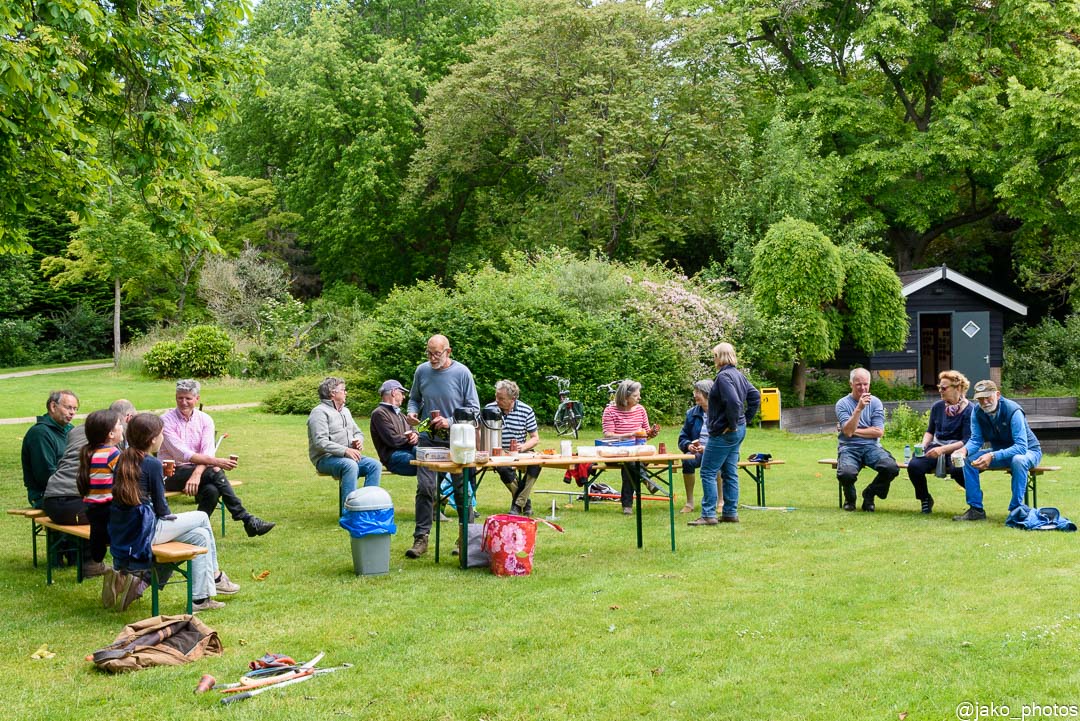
[953,380,1042,521]
[308,376,383,512]
[369,379,419,476]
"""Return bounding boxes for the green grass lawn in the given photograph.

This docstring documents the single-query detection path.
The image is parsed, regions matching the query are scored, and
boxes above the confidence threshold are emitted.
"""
[2,372,1079,720]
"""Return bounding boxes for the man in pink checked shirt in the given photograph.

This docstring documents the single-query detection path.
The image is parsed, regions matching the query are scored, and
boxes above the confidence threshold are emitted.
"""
[159,379,275,537]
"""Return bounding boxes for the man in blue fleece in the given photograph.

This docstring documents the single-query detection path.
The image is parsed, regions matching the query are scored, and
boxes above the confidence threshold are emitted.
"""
[953,380,1042,522]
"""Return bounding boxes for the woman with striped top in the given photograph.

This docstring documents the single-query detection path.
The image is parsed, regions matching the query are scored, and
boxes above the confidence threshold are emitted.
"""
[76,409,124,567]
[601,380,660,514]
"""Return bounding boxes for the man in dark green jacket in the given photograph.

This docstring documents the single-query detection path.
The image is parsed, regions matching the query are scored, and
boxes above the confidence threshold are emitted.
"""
[21,390,79,507]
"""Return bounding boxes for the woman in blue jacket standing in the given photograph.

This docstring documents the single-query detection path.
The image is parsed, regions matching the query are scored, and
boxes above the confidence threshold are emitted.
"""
[677,379,713,514]
[689,343,761,526]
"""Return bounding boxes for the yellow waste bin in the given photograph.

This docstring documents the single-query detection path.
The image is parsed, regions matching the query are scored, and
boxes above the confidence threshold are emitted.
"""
[759,388,781,426]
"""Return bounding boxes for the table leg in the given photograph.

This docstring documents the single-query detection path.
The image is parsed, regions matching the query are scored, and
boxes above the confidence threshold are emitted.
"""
[667,461,676,552]
[634,462,643,549]
[460,467,473,570]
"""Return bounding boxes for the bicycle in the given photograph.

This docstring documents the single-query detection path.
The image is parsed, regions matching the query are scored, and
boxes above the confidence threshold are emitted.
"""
[597,380,620,406]
[547,376,584,438]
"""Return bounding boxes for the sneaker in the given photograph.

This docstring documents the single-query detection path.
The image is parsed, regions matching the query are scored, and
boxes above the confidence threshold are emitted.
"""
[192,597,226,613]
[82,560,107,578]
[622,507,633,516]
[953,506,987,522]
[921,496,935,514]
[405,535,429,559]
[720,515,740,523]
[101,568,123,609]
[119,574,149,611]
[644,479,661,495]
[215,571,240,595]
[687,516,718,526]
[244,516,276,537]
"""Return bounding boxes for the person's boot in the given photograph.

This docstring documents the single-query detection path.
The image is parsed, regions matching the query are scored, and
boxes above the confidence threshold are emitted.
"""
[861,493,875,512]
[405,535,429,559]
[952,506,987,521]
[921,495,935,514]
[244,516,276,537]
[842,484,857,511]
[681,474,695,513]
[82,560,107,578]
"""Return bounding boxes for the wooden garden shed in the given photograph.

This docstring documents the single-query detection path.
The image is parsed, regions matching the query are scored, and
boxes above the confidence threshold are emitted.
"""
[828,265,1028,389]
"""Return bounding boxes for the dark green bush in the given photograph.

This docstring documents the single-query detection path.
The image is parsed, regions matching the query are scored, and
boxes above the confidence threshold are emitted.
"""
[872,380,924,402]
[143,340,183,378]
[334,251,748,424]
[884,403,930,443]
[178,325,235,377]
[262,370,377,415]
[0,317,43,367]
[1004,315,1080,393]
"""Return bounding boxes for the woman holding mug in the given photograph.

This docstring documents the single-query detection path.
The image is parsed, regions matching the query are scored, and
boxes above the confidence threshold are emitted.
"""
[906,370,972,514]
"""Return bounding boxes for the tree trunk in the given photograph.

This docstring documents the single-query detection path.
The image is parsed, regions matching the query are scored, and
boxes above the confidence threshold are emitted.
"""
[113,276,121,369]
[791,360,807,404]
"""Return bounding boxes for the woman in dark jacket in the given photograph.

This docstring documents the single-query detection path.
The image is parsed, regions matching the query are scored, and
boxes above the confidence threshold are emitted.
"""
[676,379,713,514]
[689,343,760,526]
[907,370,973,514]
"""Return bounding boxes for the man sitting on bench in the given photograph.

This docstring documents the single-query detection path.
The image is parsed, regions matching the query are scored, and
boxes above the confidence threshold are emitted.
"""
[835,368,898,512]
[160,379,274,537]
[308,376,382,512]
[952,380,1042,522]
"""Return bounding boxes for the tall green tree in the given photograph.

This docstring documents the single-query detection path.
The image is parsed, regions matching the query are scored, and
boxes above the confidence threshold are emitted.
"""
[672,0,1080,296]
[750,218,908,401]
[0,0,258,252]
[407,0,743,275]
[41,189,166,367]
[217,0,506,293]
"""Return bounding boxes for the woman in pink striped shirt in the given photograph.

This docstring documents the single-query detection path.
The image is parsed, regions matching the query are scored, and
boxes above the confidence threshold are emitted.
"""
[601,380,660,513]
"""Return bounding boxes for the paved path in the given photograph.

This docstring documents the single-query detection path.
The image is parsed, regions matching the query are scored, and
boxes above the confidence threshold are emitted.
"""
[0,363,113,380]
[0,402,261,426]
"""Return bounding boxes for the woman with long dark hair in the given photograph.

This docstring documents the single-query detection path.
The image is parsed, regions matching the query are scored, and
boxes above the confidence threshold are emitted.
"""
[108,413,239,612]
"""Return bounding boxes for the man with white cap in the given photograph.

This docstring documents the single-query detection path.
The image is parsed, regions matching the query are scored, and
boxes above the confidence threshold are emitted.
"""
[953,380,1042,521]
[369,379,419,476]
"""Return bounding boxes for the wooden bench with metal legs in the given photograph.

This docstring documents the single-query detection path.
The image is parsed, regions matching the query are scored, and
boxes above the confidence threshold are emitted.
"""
[818,458,1060,508]
[7,508,46,567]
[32,516,208,614]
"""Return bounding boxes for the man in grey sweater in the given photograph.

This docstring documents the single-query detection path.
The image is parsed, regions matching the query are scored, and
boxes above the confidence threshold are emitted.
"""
[403,334,480,558]
[308,376,382,514]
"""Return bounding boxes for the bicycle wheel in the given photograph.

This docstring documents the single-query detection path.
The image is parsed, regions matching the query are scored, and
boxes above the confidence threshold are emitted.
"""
[554,401,583,438]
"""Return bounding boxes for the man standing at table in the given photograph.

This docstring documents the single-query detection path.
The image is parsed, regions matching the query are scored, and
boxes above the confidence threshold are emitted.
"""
[487,379,541,516]
[835,367,898,512]
[369,379,419,476]
[21,390,79,508]
[403,334,480,559]
[308,376,382,512]
[160,379,275,537]
[953,380,1042,521]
